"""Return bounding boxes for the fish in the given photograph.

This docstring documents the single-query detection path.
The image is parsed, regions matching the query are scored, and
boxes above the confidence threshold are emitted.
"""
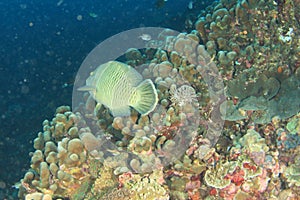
[78,61,158,117]
[139,33,152,41]
[188,1,193,9]
[155,0,167,9]
[89,12,98,18]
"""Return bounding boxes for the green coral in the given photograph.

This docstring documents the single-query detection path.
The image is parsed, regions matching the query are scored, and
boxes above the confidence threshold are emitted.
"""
[204,162,231,189]
[224,73,300,124]
[287,118,300,135]
[284,159,300,187]
[122,172,169,200]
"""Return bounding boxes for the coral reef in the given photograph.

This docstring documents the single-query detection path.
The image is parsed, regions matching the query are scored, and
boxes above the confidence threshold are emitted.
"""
[18,106,93,199]
[18,0,300,199]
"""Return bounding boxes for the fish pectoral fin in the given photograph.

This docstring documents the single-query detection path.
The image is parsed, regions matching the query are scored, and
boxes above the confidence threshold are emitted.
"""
[94,103,103,116]
[110,106,131,117]
[77,85,96,92]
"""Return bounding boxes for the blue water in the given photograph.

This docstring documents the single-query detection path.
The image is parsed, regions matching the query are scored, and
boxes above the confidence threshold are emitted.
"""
[0,0,213,198]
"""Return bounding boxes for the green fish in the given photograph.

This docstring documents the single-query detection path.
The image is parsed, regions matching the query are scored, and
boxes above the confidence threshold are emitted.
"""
[89,12,98,18]
[78,61,158,117]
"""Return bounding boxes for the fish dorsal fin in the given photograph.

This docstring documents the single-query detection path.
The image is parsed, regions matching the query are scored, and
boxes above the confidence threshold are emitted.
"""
[126,65,143,86]
[77,85,96,92]
[77,85,97,99]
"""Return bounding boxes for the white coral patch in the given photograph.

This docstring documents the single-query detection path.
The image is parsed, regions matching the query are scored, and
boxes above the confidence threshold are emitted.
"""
[170,85,197,107]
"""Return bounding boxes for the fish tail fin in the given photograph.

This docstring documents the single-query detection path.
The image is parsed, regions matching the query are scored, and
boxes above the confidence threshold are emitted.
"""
[130,79,158,115]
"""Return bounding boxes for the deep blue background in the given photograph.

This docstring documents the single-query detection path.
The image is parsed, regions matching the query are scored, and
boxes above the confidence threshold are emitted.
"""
[0,0,213,197]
